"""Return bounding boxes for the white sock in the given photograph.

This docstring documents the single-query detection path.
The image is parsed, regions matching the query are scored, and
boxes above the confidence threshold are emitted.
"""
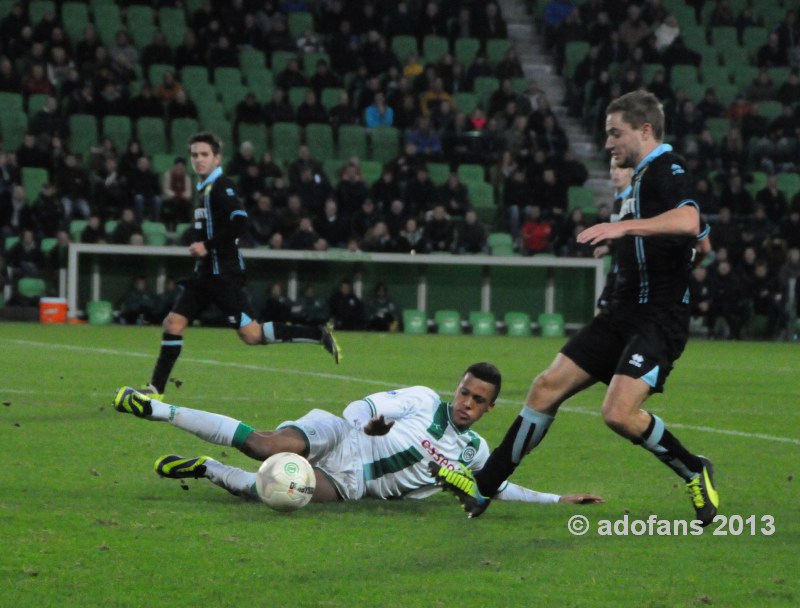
[149,400,242,447]
[205,460,258,498]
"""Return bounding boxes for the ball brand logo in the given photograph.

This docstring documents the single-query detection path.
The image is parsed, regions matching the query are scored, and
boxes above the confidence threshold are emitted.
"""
[284,462,300,475]
[461,446,477,462]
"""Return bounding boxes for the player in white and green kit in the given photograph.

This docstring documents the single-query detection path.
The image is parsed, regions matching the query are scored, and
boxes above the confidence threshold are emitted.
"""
[114,363,602,505]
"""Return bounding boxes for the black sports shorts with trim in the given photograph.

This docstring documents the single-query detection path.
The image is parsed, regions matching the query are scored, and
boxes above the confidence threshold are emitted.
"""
[171,273,257,328]
[560,303,690,393]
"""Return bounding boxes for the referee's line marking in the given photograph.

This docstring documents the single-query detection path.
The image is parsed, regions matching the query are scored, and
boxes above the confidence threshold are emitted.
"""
[5,339,799,446]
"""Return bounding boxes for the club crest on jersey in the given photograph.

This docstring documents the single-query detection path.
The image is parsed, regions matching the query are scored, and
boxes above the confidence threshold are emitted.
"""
[194,208,207,219]
[461,446,477,462]
[671,164,685,175]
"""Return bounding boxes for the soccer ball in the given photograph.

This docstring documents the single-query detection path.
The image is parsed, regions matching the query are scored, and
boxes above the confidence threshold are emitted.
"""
[255,453,316,512]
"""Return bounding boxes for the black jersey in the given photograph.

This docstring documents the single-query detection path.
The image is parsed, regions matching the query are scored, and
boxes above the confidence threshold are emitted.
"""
[192,167,249,277]
[610,145,708,308]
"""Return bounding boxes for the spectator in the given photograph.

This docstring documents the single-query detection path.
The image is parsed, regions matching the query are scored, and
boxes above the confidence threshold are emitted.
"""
[154,70,184,104]
[364,92,394,128]
[141,30,174,73]
[750,259,788,338]
[396,216,426,253]
[55,153,92,222]
[118,275,159,325]
[23,63,54,98]
[329,277,365,330]
[7,228,46,278]
[365,283,399,331]
[520,204,553,255]
[276,57,308,91]
[296,90,328,126]
[406,116,442,160]
[110,30,139,80]
[756,32,788,69]
[161,158,193,229]
[111,208,143,245]
[129,82,166,119]
[403,165,438,217]
[756,174,789,224]
[455,209,488,254]
[166,89,199,124]
[314,198,350,248]
[287,216,319,250]
[295,284,329,326]
[275,194,305,239]
[174,30,204,71]
[424,203,455,253]
[32,182,64,238]
[262,282,295,324]
[80,215,107,244]
[437,172,470,217]
[1,185,34,237]
[246,192,277,247]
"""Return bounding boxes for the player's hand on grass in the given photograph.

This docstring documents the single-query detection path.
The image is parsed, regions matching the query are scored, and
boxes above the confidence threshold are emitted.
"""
[559,494,605,504]
[363,415,395,436]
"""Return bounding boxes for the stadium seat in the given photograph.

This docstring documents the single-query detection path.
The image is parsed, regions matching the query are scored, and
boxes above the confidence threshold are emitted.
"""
[402,309,428,334]
[237,123,268,156]
[5,235,19,251]
[62,2,90,42]
[469,311,497,336]
[538,312,565,338]
[391,35,418,63]
[244,67,274,92]
[741,27,768,59]
[487,232,513,253]
[148,63,173,88]
[369,127,400,164]
[214,66,244,89]
[457,164,484,184]
[322,159,342,186]
[776,173,800,201]
[454,37,480,66]
[709,26,739,49]
[563,41,590,78]
[490,243,516,256]
[205,118,234,154]
[17,277,47,299]
[427,162,451,185]
[337,124,367,160]
[93,4,122,46]
[452,92,479,114]
[152,153,176,175]
[102,115,132,151]
[29,0,55,24]
[288,86,307,111]
[434,310,462,335]
[136,117,168,156]
[287,11,314,39]
[142,221,168,246]
[68,114,99,155]
[271,122,301,163]
[321,87,345,111]
[423,36,449,63]
[302,52,330,79]
[486,38,512,68]
[218,84,249,117]
[568,186,597,217]
[170,118,199,154]
[69,219,88,243]
[670,65,700,88]
[473,76,500,107]
[305,123,335,160]
[240,48,267,73]
[0,91,23,113]
[758,100,783,122]
[158,7,187,49]
[127,5,156,48]
[469,180,496,225]
[21,167,49,200]
[40,237,57,254]
[360,160,382,186]
[181,66,211,91]
[504,311,532,337]
[0,109,27,150]
[105,220,117,235]
[26,93,49,120]
[198,101,226,126]
[270,50,296,73]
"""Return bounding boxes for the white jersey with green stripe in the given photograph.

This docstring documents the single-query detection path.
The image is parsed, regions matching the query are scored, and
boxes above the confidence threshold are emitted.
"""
[343,385,490,500]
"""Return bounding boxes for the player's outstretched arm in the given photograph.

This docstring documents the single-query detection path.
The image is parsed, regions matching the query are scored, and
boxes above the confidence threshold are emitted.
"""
[493,481,604,504]
[578,204,700,245]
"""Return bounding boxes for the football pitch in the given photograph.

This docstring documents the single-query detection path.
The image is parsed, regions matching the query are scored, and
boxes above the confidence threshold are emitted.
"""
[1,323,797,608]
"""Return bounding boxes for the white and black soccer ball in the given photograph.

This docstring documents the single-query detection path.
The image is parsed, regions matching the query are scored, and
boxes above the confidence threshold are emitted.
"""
[255,452,316,512]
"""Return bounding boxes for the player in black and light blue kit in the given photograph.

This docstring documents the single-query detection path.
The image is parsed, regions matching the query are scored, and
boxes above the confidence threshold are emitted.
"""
[432,90,719,526]
[143,132,340,399]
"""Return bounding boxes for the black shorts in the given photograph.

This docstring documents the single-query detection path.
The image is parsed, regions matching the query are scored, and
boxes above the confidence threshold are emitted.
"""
[171,273,257,328]
[560,303,690,393]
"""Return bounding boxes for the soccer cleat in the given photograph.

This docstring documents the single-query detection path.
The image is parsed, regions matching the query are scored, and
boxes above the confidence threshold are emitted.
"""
[155,454,209,479]
[686,456,719,527]
[320,323,342,364]
[138,384,164,400]
[114,386,153,418]
[428,462,491,518]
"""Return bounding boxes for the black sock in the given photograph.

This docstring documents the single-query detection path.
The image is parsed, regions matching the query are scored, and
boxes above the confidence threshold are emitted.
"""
[474,408,554,497]
[150,333,182,393]
[638,413,704,481]
[262,321,321,344]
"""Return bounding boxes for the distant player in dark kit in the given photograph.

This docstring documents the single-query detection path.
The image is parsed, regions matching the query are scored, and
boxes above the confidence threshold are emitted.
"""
[142,132,340,398]
[431,90,719,526]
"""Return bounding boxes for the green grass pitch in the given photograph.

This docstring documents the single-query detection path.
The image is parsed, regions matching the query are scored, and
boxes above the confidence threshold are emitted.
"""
[1,323,797,607]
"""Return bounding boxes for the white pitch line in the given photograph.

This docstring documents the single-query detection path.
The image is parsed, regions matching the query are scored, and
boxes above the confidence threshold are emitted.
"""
[5,339,800,446]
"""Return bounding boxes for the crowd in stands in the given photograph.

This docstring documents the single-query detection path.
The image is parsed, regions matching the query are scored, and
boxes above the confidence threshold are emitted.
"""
[0,0,797,338]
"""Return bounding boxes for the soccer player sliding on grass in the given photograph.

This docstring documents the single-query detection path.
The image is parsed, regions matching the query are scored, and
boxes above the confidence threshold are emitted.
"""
[431,90,719,525]
[114,362,603,506]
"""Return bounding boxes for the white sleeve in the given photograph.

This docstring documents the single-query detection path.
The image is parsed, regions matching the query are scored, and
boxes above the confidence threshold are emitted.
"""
[343,386,438,430]
[342,399,373,431]
[493,481,561,504]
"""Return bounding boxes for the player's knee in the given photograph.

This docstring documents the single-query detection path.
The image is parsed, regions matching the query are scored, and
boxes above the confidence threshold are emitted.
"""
[601,403,636,437]
[241,431,278,460]
[163,313,186,334]
[238,322,263,345]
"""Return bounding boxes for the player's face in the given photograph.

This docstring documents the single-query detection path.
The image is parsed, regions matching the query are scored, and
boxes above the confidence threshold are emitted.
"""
[450,373,496,429]
[609,162,633,192]
[605,111,647,169]
[190,142,221,179]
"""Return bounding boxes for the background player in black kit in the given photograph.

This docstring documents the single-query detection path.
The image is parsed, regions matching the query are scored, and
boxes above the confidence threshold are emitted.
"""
[142,132,340,398]
[432,90,719,526]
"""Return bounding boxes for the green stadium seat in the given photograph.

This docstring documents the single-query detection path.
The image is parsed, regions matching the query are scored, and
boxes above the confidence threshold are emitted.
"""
[402,309,428,334]
[454,37,481,66]
[69,114,99,155]
[142,221,168,245]
[776,173,800,201]
[321,87,345,111]
[302,52,330,78]
[322,159,342,186]
[287,11,314,39]
[423,35,449,63]
[567,186,597,217]
[0,108,26,150]
[237,123,268,156]
[369,127,400,164]
[469,180,496,225]
[29,0,55,24]
[671,65,700,88]
[244,66,274,90]
[704,117,732,142]
[170,118,199,154]
[26,93,50,119]
[337,124,367,160]
[305,123,335,160]
[271,122,301,162]
[744,170,768,199]
[17,277,47,299]
[22,167,50,200]
[198,100,226,126]
[0,91,23,113]
[270,50,296,73]
[434,310,462,335]
[427,162,451,185]
[758,100,783,122]
[102,115,132,151]
[219,84,249,117]
[214,66,244,89]
[69,219,87,243]
[538,312,565,337]
[40,237,57,253]
[152,153,176,176]
[158,7,187,49]
[709,26,739,48]
[391,35,418,63]
[127,5,156,48]
[486,38,513,68]
[181,66,211,91]
[148,63,173,88]
[457,163,484,184]
[136,117,168,156]
[62,2,90,45]
[204,118,234,154]
[563,41,590,78]
[469,311,497,336]
[93,4,122,46]
[504,311,532,337]
[240,48,267,73]
[487,232,513,253]
[5,235,19,250]
[490,243,516,256]
[360,160,382,185]
[452,92,479,114]
[741,26,767,59]
[473,76,500,107]
[730,65,759,89]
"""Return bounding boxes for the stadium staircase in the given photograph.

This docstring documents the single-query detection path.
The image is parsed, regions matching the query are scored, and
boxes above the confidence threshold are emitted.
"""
[499,0,614,209]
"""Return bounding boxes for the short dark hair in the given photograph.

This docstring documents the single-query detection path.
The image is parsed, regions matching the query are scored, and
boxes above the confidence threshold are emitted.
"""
[606,90,665,141]
[465,362,502,401]
[188,131,222,155]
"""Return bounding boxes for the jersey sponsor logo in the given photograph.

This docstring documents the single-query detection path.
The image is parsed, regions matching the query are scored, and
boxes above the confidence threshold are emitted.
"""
[671,164,685,175]
[619,197,635,218]
[628,353,644,368]
[421,438,456,470]
[194,208,207,219]
[461,446,477,463]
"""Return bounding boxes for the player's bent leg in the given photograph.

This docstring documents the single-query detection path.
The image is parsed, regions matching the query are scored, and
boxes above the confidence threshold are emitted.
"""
[527,353,597,416]
[600,375,652,440]
[237,320,264,345]
[240,427,309,461]
[310,469,341,503]
[149,312,189,395]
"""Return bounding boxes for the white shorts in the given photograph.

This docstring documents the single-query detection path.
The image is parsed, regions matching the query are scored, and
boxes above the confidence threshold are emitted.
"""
[277,409,366,501]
